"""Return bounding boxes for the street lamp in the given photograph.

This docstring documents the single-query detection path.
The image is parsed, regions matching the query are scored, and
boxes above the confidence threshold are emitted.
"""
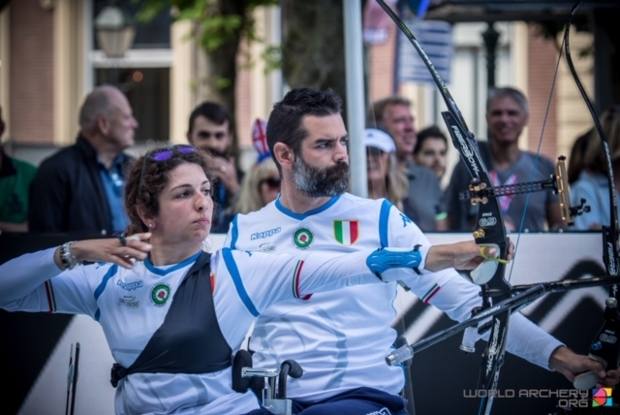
[95,5,135,58]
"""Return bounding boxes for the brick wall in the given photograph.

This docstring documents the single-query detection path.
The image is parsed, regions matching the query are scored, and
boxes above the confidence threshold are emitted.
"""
[10,0,54,145]
[526,25,558,160]
[368,23,396,105]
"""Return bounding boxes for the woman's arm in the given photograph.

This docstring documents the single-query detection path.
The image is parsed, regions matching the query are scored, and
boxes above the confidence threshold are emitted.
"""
[0,234,152,308]
[0,247,63,305]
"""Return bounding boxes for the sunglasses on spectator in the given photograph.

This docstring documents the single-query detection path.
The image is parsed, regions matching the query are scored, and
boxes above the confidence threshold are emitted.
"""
[197,131,227,140]
[259,177,281,189]
[366,147,386,157]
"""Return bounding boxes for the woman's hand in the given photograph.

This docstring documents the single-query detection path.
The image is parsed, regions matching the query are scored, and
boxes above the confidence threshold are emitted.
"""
[70,233,152,269]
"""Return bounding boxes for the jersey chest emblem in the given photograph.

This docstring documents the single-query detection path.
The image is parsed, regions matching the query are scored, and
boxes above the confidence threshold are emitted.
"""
[151,283,171,306]
[293,228,313,249]
[333,220,359,245]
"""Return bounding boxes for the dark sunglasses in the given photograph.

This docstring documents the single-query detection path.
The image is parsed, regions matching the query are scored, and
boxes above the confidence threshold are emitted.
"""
[259,177,281,189]
[366,147,386,157]
[197,131,227,140]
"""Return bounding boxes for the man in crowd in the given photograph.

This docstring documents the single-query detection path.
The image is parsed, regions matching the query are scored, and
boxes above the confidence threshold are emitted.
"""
[413,125,449,181]
[29,85,137,234]
[186,101,240,232]
[370,96,446,231]
[0,105,37,232]
[229,88,616,414]
[446,86,563,231]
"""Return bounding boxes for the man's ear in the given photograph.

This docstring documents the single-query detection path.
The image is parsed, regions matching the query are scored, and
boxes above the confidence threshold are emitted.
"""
[273,142,295,169]
[97,115,110,135]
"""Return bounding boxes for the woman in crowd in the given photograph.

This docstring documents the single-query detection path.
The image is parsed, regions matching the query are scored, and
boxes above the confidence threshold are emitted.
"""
[0,145,488,414]
[365,128,408,210]
[235,120,281,215]
[571,107,620,230]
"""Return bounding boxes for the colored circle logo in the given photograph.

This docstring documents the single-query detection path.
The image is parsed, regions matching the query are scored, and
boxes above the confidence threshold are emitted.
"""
[151,283,171,306]
[293,228,313,249]
[592,387,613,407]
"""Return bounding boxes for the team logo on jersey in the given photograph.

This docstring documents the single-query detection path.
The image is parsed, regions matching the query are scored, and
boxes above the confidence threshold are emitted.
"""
[116,279,144,292]
[333,220,359,245]
[251,226,282,241]
[399,213,412,227]
[119,295,139,308]
[293,228,313,248]
[151,283,171,306]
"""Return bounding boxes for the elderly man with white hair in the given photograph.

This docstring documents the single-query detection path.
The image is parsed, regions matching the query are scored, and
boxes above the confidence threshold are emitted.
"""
[29,85,138,234]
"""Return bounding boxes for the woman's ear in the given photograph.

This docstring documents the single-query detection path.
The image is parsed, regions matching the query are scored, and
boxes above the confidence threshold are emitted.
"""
[273,142,294,169]
[136,205,155,230]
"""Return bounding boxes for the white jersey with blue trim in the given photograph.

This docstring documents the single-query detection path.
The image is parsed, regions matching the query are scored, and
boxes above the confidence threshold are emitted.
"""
[225,193,565,402]
[0,245,381,414]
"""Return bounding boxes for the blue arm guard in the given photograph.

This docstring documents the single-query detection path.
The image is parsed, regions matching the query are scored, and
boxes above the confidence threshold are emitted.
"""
[366,245,423,280]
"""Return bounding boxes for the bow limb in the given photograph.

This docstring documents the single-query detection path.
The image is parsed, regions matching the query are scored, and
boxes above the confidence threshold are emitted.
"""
[564,1,620,388]
[564,2,620,284]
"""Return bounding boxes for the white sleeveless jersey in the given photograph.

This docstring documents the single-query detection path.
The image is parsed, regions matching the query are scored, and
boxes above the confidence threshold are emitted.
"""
[226,193,564,401]
[1,245,381,414]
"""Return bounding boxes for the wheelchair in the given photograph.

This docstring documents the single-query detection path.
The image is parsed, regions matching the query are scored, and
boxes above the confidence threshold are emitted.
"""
[233,350,303,415]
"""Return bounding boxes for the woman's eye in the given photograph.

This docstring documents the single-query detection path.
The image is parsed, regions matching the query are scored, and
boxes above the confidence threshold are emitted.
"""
[203,188,212,196]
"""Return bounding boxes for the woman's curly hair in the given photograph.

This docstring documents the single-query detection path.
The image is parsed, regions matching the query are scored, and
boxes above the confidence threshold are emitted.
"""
[124,145,210,234]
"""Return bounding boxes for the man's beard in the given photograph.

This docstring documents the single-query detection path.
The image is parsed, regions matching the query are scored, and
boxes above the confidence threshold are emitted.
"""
[293,156,350,197]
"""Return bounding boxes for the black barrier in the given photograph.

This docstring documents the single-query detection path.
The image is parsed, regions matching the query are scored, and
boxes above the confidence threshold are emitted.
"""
[0,233,98,415]
[402,259,620,415]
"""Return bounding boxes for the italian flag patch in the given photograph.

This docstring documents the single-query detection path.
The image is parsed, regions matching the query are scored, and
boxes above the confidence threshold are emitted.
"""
[334,220,359,245]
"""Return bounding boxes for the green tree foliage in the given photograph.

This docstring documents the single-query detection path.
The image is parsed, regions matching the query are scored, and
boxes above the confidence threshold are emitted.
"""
[139,0,278,145]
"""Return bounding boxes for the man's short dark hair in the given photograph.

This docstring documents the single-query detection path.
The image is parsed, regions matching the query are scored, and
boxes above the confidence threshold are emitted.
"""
[266,88,342,169]
[187,101,231,134]
[414,125,448,155]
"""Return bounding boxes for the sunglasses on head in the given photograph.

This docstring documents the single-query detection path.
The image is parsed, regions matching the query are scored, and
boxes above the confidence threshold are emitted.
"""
[260,177,281,189]
[149,144,197,161]
[137,145,200,199]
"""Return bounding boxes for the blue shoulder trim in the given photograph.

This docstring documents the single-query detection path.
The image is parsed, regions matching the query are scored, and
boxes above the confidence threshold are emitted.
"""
[229,215,239,249]
[221,248,259,317]
[94,265,119,300]
[275,195,340,220]
[144,251,201,276]
[379,199,393,248]
[93,264,119,321]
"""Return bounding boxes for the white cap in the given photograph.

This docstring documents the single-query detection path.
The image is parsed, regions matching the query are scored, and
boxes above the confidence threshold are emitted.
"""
[364,128,396,153]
